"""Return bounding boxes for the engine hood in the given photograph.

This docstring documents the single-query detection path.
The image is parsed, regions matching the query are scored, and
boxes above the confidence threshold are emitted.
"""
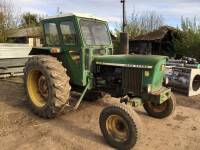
[94,55,168,69]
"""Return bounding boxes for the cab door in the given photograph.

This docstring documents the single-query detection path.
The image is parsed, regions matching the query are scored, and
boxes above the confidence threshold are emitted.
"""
[58,19,83,86]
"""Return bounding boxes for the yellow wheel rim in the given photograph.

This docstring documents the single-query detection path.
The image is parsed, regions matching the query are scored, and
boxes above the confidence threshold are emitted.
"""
[27,69,48,108]
[106,115,128,142]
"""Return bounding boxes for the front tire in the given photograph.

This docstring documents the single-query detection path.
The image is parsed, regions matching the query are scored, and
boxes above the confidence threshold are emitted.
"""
[99,103,142,150]
[143,93,176,119]
[24,55,71,119]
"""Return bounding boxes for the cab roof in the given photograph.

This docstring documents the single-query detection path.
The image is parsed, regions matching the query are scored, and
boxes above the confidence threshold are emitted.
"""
[43,13,106,21]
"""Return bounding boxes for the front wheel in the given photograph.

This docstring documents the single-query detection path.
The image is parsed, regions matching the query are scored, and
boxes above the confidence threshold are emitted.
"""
[99,103,142,150]
[143,93,176,119]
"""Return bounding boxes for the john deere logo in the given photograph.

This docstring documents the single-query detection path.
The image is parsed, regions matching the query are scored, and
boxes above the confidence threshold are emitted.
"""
[96,62,152,69]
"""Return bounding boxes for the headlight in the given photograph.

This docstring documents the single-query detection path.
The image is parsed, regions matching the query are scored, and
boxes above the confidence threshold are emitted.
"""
[160,64,165,71]
[51,47,60,53]
[147,84,152,93]
[144,71,150,77]
[164,77,169,85]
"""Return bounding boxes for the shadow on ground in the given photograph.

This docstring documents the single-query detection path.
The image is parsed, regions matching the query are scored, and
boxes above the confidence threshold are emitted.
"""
[0,79,108,147]
[175,92,200,110]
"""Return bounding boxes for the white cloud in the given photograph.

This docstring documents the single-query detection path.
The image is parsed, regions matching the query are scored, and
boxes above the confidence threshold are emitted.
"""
[20,7,47,15]
[11,0,200,27]
[162,2,200,17]
[102,16,121,23]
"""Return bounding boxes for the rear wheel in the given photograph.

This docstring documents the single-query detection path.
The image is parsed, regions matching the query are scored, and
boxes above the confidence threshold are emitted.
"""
[24,55,71,118]
[99,103,142,150]
[143,93,176,119]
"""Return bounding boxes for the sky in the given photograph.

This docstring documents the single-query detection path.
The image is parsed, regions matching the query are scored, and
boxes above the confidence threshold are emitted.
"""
[14,0,200,30]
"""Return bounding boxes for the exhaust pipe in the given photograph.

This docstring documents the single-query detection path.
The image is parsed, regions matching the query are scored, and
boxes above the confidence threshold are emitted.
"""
[120,32,129,54]
[120,0,129,54]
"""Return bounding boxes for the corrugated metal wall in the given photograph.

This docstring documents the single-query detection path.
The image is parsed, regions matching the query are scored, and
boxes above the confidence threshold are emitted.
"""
[0,43,31,59]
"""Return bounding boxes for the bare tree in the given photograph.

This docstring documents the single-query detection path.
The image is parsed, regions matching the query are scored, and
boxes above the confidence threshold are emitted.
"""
[142,11,164,31]
[0,0,19,42]
[115,10,164,38]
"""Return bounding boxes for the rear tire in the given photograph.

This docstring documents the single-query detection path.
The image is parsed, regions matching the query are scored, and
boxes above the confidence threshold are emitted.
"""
[99,103,142,150]
[24,55,71,119]
[143,93,176,119]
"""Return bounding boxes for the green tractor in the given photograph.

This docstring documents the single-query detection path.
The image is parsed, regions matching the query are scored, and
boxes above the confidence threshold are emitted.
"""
[24,13,176,149]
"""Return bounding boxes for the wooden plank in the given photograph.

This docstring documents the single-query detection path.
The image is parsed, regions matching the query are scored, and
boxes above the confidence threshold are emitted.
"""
[0,43,31,58]
[0,58,28,68]
[0,57,28,78]
[0,67,24,74]
[0,73,23,78]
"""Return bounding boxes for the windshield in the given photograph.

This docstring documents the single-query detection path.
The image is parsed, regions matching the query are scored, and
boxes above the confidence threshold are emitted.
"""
[80,20,111,45]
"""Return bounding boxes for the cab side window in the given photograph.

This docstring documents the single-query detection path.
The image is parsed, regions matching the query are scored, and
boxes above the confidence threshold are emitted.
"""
[44,23,59,45]
[60,21,76,45]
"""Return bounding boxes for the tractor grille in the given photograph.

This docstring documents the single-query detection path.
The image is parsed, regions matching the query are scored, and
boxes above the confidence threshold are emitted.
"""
[122,68,143,95]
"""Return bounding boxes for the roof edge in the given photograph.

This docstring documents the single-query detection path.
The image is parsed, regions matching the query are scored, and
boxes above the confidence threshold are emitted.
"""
[43,13,106,21]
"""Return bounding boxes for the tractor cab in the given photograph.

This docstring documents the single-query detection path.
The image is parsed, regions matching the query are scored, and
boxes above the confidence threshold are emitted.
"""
[30,13,113,86]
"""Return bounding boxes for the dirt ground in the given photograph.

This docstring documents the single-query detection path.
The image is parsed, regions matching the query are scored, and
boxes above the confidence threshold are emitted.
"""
[0,77,200,150]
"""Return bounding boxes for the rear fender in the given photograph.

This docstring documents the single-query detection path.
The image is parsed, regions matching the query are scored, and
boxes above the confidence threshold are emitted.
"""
[29,47,52,55]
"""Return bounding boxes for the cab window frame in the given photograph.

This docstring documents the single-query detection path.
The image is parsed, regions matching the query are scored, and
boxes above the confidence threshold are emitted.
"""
[43,22,60,46]
[59,21,77,46]
[79,19,111,46]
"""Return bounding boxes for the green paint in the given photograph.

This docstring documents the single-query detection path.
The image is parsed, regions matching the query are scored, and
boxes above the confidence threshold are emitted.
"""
[95,55,167,92]
[30,13,172,104]
[129,97,143,107]
[38,14,113,86]
[74,80,90,110]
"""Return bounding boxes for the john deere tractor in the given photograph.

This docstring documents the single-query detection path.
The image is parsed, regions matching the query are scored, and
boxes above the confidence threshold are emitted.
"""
[24,13,176,149]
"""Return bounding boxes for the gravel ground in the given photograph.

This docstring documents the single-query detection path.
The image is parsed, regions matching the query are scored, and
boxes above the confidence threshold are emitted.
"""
[0,77,200,150]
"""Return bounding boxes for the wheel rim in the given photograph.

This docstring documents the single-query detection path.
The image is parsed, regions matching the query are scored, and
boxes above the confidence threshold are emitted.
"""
[149,101,168,113]
[106,115,129,142]
[27,69,48,107]
[38,75,49,98]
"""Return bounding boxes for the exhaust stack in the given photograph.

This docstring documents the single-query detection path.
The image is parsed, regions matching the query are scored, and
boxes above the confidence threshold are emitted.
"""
[120,0,129,54]
[120,32,129,54]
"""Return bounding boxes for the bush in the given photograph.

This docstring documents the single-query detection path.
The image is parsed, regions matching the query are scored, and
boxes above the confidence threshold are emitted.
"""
[174,17,200,61]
